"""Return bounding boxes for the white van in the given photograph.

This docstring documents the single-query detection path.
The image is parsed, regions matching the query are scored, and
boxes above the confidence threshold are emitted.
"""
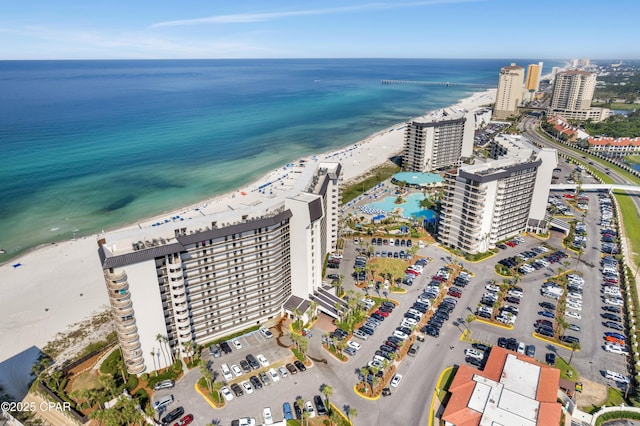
[220,363,233,381]
[152,394,174,411]
[602,266,618,275]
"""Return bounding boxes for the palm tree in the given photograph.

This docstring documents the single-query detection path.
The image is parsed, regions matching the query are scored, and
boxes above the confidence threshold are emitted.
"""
[99,375,117,400]
[156,334,169,369]
[465,314,475,331]
[358,367,369,392]
[568,342,581,365]
[295,399,306,425]
[150,350,158,375]
[346,406,358,422]
[292,307,302,332]
[321,384,334,411]
[308,301,318,321]
[183,341,194,364]
[199,359,213,392]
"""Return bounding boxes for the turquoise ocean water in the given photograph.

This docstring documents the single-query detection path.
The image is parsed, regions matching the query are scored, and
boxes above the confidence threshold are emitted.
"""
[0,58,564,260]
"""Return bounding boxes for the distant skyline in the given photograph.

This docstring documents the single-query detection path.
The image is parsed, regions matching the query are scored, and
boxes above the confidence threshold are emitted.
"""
[1,0,638,60]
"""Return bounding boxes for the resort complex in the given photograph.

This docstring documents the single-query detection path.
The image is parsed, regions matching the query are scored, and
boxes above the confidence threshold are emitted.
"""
[97,161,342,374]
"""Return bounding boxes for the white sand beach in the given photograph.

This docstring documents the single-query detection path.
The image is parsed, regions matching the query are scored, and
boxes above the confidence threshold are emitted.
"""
[0,88,495,399]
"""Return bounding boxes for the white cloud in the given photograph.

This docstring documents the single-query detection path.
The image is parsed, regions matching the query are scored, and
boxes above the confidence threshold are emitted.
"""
[150,0,480,28]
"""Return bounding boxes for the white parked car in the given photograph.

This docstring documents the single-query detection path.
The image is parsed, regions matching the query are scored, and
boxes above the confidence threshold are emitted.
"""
[305,401,316,418]
[232,339,243,349]
[390,374,403,388]
[401,317,418,326]
[221,386,234,401]
[259,327,273,339]
[393,330,409,340]
[241,380,254,394]
[263,407,274,425]
[268,368,280,383]
[605,370,630,384]
[565,311,581,320]
[604,344,629,356]
[464,349,484,360]
[220,363,233,381]
[231,364,243,377]
[257,354,269,367]
[485,284,500,293]
[566,302,582,311]
[347,340,361,351]
[278,366,288,378]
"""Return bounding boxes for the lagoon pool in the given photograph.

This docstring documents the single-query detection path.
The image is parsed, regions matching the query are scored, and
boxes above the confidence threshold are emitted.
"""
[365,192,436,219]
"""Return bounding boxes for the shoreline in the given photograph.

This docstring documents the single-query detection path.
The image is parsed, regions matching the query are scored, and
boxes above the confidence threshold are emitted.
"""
[0,87,495,400]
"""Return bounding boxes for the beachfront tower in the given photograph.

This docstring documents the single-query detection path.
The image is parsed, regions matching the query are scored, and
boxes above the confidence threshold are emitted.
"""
[402,107,475,172]
[548,70,608,121]
[438,135,556,254]
[98,161,342,375]
[492,63,525,120]
[525,62,543,101]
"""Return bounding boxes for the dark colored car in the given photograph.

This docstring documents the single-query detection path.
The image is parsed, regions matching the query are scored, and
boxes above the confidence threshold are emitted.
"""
[294,360,307,372]
[603,321,624,331]
[220,341,232,354]
[559,335,580,344]
[230,383,244,397]
[465,356,483,368]
[250,375,263,390]
[506,338,518,351]
[497,337,507,348]
[294,399,303,419]
[246,354,260,370]
[371,313,385,321]
[240,360,251,373]
[381,301,396,310]
[425,326,439,337]
[286,363,298,375]
[539,301,556,310]
[314,395,328,415]
[472,343,491,352]
[161,407,185,425]
[545,353,556,365]
[603,305,621,313]
[602,313,622,322]
[382,387,392,396]
[380,344,396,353]
[505,296,521,304]
[537,328,554,338]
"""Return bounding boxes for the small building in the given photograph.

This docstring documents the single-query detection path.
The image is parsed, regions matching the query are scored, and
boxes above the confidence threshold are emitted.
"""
[587,136,640,158]
[441,347,562,426]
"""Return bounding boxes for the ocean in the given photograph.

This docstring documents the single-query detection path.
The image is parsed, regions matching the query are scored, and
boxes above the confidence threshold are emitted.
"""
[0,58,565,260]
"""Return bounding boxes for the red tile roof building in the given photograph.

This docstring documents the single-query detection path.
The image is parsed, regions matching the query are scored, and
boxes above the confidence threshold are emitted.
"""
[441,347,563,426]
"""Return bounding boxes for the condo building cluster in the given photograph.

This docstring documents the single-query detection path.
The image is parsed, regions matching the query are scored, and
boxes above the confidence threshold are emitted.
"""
[98,60,564,376]
[98,160,341,374]
[492,61,609,122]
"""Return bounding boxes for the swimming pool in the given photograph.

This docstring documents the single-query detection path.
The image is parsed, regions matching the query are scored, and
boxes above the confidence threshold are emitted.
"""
[365,192,436,219]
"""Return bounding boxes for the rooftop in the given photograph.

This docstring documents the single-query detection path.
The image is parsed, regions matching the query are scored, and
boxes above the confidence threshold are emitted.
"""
[100,159,340,257]
[442,347,562,426]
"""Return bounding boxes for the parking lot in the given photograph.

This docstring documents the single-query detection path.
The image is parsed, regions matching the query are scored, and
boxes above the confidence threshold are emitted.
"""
[151,184,631,425]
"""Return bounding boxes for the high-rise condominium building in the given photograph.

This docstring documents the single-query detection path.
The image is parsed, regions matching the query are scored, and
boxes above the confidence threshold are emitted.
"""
[402,107,474,172]
[438,135,557,254]
[549,70,608,121]
[97,160,341,374]
[492,64,525,120]
[525,62,544,93]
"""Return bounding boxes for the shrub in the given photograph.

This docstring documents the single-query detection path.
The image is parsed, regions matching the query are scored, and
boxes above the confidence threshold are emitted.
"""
[125,375,138,391]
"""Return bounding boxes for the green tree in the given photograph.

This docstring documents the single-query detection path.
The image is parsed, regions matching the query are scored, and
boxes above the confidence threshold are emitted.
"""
[346,406,358,422]
[321,384,334,411]
[200,359,213,392]
[568,342,581,365]
[156,334,169,369]
[150,350,158,375]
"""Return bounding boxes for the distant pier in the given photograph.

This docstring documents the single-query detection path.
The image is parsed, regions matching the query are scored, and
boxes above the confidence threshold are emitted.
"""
[381,80,495,88]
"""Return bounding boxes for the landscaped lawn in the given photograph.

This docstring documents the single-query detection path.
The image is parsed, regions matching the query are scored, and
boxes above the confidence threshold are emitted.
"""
[556,356,578,381]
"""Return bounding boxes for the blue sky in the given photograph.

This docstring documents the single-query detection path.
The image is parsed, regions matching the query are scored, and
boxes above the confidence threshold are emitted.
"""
[1,0,637,60]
